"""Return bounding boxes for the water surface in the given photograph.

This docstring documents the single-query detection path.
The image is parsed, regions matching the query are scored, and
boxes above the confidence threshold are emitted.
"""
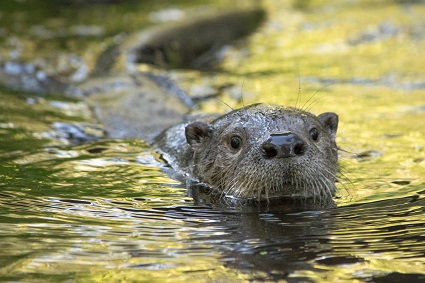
[1,0,425,282]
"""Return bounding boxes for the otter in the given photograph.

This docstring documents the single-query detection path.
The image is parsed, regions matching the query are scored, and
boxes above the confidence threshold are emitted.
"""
[154,103,339,201]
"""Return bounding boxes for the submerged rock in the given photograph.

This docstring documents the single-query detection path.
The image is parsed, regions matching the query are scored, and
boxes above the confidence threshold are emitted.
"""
[121,7,266,70]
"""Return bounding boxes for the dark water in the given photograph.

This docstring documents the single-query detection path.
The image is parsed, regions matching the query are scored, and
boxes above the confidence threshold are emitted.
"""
[1,0,425,282]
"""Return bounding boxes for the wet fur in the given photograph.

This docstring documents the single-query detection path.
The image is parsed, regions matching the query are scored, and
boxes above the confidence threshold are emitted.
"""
[179,103,339,201]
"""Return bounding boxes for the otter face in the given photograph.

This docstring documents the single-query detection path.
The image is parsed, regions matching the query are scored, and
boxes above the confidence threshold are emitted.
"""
[185,104,339,200]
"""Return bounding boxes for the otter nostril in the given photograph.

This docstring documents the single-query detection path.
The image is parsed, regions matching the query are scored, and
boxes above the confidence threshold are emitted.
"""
[263,133,306,158]
[262,144,278,159]
[294,142,305,156]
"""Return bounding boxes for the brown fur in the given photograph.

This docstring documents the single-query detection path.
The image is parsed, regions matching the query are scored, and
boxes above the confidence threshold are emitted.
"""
[156,103,339,201]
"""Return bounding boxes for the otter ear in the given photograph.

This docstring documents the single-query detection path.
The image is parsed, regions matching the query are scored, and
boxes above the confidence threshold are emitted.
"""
[318,112,338,138]
[185,122,212,147]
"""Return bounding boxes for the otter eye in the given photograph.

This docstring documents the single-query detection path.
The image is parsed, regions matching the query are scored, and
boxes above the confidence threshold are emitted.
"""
[230,135,242,150]
[309,127,319,141]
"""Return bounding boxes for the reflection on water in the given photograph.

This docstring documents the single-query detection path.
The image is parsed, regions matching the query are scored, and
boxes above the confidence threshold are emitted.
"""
[2,150,425,281]
[1,119,424,281]
[1,0,425,282]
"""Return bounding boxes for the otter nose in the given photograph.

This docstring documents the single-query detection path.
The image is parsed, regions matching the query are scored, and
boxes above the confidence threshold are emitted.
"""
[261,133,305,159]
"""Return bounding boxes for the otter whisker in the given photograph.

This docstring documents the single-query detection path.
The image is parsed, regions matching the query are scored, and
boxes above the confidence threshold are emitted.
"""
[300,82,334,112]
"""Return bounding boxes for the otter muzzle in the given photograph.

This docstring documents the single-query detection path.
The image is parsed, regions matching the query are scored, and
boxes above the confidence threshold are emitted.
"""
[261,133,305,159]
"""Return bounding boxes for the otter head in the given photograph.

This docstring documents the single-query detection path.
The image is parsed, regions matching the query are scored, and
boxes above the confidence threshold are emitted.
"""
[184,104,339,200]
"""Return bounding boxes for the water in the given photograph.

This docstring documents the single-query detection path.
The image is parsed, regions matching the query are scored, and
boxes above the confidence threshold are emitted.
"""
[1,0,425,282]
